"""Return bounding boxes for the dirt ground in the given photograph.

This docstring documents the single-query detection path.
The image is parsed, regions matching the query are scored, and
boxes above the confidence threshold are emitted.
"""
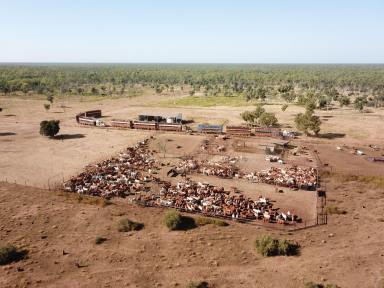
[1,95,384,287]
[1,95,383,186]
[0,175,383,288]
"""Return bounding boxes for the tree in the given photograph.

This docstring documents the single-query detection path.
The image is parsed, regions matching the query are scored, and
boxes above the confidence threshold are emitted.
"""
[43,103,50,112]
[91,87,99,95]
[256,87,267,101]
[281,92,296,103]
[47,95,54,106]
[318,95,331,110]
[258,112,278,127]
[240,104,265,125]
[39,120,60,138]
[294,107,321,136]
[354,96,368,112]
[338,96,350,107]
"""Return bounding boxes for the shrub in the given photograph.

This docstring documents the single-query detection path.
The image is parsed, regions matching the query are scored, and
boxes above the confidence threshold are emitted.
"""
[44,103,50,111]
[40,120,60,138]
[164,210,183,230]
[195,217,228,227]
[258,112,278,127]
[47,95,54,104]
[255,235,299,257]
[164,210,196,230]
[325,205,347,215]
[187,281,209,288]
[255,235,279,256]
[95,236,107,245]
[0,245,28,265]
[277,239,299,256]
[117,218,144,232]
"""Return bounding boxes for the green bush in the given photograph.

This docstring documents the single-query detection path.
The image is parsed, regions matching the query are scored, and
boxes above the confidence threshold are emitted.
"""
[117,218,144,232]
[164,210,183,230]
[278,239,299,256]
[95,236,107,244]
[40,120,60,138]
[195,217,228,227]
[164,210,196,231]
[255,235,299,257]
[255,235,279,256]
[0,245,28,265]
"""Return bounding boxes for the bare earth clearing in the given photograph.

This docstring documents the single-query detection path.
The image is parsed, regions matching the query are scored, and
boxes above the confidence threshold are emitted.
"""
[0,95,384,288]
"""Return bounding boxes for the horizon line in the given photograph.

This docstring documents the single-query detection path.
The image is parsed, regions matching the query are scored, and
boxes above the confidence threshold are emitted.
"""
[1,62,384,65]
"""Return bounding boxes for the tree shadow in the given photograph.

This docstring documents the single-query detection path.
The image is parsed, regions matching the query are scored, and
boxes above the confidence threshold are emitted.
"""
[0,132,16,136]
[320,132,346,139]
[182,119,194,124]
[56,134,85,140]
[177,216,198,230]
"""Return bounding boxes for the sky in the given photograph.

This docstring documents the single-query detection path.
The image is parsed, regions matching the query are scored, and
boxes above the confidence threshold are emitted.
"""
[1,0,384,63]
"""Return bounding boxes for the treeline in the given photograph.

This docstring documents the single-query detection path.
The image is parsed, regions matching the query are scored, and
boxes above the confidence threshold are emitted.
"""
[0,64,384,106]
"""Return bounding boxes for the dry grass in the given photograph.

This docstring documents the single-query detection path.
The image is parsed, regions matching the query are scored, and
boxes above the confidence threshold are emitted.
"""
[325,205,347,215]
[195,217,229,227]
[117,218,144,232]
[321,171,384,189]
[76,195,112,207]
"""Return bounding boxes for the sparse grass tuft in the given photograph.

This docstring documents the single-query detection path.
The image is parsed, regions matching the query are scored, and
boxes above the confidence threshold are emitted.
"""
[325,205,347,215]
[0,245,28,265]
[255,235,299,257]
[186,281,209,288]
[195,217,229,227]
[95,236,107,245]
[117,218,144,232]
[77,195,112,207]
[164,210,196,231]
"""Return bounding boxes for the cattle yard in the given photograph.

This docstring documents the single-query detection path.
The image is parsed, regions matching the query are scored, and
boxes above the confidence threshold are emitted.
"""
[64,112,324,230]
[2,96,384,288]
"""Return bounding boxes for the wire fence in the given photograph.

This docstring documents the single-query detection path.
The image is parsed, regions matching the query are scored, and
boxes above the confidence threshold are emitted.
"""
[135,200,319,231]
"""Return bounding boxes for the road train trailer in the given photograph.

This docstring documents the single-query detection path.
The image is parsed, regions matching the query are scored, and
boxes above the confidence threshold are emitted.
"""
[110,119,133,129]
[197,124,223,134]
[226,125,252,137]
[158,123,183,132]
[132,121,158,130]
[78,117,96,126]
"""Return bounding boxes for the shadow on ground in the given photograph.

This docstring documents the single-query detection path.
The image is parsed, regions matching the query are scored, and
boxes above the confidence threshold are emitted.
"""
[0,132,16,136]
[56,134,85,140]
[320,133,346,139]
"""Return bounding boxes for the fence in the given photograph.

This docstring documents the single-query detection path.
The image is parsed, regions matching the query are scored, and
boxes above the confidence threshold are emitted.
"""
[135,199,319,231]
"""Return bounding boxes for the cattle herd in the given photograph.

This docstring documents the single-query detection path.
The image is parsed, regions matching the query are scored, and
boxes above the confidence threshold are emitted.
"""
[63,137,317,225]
[63,139,160,198]
[138,180,299,223]
[173,159,318,190]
